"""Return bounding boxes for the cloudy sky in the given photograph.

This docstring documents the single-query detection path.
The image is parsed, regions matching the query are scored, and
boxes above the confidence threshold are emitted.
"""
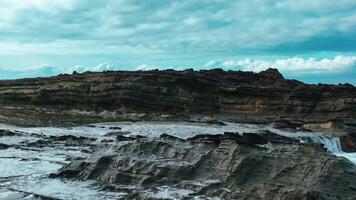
[0,0,355,84]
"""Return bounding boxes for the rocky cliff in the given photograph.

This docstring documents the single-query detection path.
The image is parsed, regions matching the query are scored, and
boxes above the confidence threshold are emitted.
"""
[0,68,355,150]
[0,68,355,123]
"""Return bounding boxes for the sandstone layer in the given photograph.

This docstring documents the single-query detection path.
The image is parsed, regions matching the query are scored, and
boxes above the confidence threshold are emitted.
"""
[1,68,355,150]
[0,69,355,123]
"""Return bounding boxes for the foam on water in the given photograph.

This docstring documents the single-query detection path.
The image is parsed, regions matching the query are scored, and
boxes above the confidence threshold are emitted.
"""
[96,122,356,165]
[0,123,112,138]
[96,121,266,139]
[264,126,356,164]
[0,123,122,199]
[0,158,61,178]
[146,186,194,199]
[10,175,125,200]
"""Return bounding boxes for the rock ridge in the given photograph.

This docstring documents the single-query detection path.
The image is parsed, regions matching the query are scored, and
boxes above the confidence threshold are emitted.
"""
[52,131,356,199]
[0,68,354,124]
[0,68,355,150]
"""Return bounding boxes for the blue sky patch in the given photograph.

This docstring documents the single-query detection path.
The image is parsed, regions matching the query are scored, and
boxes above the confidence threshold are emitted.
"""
[0,0,355,84]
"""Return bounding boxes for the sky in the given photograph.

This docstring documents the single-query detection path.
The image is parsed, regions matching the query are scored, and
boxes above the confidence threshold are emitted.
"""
[0,0,355,84]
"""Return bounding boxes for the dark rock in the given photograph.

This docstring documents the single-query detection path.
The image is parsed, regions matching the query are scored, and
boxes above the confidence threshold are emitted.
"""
[160,133,186,142]
[200,116,226,126]
[56,135,96,142]
[105,131,130,137]
[27,135,96,148]
[53,133,356,200]
[27,139,48,147]
[223,131,297,145]
[0,143,10,149]
[240,132,268,144]
[340,132,356,152]
[84,124,97,128]
[109,127,121,130]
[271,120,303,131]
[0,129,22,137]
[101,139,115,143]
[260,130,299,144]
[116,135,145,141]
[187,134,223,145]
[259,68,284,79]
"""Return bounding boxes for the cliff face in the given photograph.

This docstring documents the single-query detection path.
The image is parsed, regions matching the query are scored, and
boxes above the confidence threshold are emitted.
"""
[0,68,355,124]
[0,69,356,119]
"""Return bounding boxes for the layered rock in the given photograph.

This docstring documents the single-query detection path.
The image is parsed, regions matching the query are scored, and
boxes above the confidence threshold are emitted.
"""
[53,132,356,199]
[0,68,355,122]
[0,68,355,148]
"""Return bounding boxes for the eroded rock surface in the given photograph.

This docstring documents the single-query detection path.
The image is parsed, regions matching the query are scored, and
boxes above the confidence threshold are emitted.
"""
[0,68,354,125]
[0,68,354,150]
[53,132,356,200]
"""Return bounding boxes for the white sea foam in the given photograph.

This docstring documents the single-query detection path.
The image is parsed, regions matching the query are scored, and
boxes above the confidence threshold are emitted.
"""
[2,121,354,164]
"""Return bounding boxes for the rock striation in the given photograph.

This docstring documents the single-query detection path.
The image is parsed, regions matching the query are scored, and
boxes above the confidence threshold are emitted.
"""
[0,69,355,120]
[0,68,355,150]
[53,132,356,199]
[0,69,356,121]
[0,69,355,124]
[1,118,355,199]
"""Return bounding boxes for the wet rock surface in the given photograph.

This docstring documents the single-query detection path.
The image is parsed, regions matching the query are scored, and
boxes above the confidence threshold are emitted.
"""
[54,130,356,199]
[0,124,126,200]
[0,143,10,149]
[1,122,356,199]
[0,68,355,151]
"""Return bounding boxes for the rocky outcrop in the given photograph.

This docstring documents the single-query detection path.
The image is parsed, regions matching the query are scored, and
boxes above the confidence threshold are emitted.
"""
[0,68,354,123]
[1,118,355,199]
[53,132,356,199]
[0,68,355,148]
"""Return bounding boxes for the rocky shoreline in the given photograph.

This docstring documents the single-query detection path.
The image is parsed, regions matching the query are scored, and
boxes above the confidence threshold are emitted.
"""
[0,122,355,199]
[0,69,355,199]
[0,68,355,151]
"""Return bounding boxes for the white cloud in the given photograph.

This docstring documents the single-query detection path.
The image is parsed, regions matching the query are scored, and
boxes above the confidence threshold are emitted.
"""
[204,60,221,68]
[0,40,163,55]
[0,56,355,81]
[135,64,160,71]
[0,63,117,79]
[71,63,114,73]
[0,0,355,58]
[204,55,356,74]
[183,16,200,26]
